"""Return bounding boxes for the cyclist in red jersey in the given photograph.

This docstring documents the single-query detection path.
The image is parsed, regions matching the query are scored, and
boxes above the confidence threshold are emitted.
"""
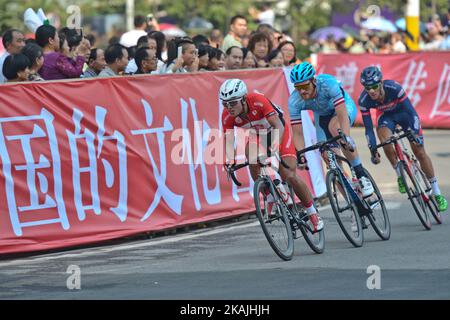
[220,78,323,231]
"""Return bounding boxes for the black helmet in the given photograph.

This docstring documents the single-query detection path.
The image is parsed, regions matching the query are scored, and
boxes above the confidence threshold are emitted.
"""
[360,66,382,86]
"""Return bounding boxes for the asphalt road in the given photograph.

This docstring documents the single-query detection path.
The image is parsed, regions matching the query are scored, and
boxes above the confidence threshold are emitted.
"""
[0,128,449,301]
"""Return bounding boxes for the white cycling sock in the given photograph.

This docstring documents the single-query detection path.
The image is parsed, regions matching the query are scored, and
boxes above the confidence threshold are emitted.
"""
[394,163,401,177]
[429,177,441,196]
[306,204,317,215]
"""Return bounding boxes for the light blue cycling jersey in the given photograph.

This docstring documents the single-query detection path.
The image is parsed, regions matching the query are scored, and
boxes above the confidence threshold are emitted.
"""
[288,73,357,142]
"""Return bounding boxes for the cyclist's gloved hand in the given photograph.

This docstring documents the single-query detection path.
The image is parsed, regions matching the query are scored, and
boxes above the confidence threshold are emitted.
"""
[296,151,308,170]
[340,135,355,152]
[408,133,423,146]
[224,161,235,172]
[370,147,381,165]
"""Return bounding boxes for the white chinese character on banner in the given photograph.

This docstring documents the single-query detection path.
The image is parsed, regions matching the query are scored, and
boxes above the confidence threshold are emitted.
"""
[66,106,128,222]
[0,108,69,236]
[430,64,450,119]
[179,98,221,210]
[131,99,183,221]
[402,60,428,106]
[334,62,358,94]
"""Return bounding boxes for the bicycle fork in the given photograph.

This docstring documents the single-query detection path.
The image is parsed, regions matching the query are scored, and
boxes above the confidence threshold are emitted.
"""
[327,151,373,216]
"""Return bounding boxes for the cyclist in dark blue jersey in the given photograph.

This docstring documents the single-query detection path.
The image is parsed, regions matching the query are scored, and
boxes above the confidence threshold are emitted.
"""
[358,66,447,212]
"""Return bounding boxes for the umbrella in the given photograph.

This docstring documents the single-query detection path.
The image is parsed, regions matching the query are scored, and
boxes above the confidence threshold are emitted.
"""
[361,17,397,33]
[310,26,348,41]
[342,25,360,38]
[395,18,427,33]
[185,17,213,30]
[159,23,187,38]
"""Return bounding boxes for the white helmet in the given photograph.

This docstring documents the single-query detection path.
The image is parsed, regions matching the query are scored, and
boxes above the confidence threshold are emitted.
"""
[219,79,248,102]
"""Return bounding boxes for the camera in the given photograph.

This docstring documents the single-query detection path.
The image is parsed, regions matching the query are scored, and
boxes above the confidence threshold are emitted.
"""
[146,14,154,23]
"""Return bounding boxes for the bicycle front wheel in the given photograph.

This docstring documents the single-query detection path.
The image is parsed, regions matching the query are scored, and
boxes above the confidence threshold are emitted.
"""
[398,161,432,230]
[362,168,391,240]
[254,178,294,261]
[326,170,364,247]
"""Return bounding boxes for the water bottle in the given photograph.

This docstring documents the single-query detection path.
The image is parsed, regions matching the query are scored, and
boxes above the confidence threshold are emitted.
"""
[274,179,293,205]
[350,168,360,193]
[351,177,360,191]
[282,182,294,206]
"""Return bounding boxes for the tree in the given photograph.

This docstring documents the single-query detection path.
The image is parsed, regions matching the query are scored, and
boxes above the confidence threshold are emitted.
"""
[288,0,449,58]
[159,0,254,34]
[0,0,125,34]
[1,0,448,41]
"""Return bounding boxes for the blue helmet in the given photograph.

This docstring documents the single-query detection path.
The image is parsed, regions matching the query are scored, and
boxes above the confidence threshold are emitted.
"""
[290,62,316,84]
[360,66,382,86]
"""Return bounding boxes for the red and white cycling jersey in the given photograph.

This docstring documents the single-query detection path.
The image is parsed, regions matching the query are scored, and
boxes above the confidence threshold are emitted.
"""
[221,92,296,159]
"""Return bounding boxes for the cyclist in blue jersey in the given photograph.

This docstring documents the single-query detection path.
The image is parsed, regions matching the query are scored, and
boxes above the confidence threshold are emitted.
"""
[288,62,374,198]
[358,66,448,212]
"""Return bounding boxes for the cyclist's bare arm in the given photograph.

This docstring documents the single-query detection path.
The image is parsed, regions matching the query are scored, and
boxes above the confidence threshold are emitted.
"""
[224,129,235,165]
[292,122,305,152]
[335,103,351,137]
[266,114,285,148]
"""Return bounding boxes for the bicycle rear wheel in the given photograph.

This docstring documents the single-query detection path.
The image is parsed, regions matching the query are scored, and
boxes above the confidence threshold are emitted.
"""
[362,168,391,240]
[326,170,364,247]
[413,165,442,224]
[289,186,325,254]
[398,161,432,230]
[254,178,294,261]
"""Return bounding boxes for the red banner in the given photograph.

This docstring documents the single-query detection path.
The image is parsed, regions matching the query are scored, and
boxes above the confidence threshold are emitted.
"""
[316,52,450,128]
[0,69,314,254]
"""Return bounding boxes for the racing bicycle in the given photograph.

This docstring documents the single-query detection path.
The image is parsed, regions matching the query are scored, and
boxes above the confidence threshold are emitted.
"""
[226,153,325,261]
[374,128,442,230]
[297,130,391,247]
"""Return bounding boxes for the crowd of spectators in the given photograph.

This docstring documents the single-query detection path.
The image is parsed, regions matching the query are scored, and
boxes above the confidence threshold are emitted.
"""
[0,13,304,84]
[312,10,450,54]
[1,9,449,84]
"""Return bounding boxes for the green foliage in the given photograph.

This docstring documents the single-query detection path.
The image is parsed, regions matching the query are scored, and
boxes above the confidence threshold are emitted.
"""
[288,0,449,59]
[160,0,253,34]
[0,0,125,33]
[0,0,448,39]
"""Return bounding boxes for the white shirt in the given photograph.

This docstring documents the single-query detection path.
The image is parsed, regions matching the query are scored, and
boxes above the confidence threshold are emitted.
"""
[0,52,10,84]
[125,59,138,74]
[258,9,275,27]
[156,59,164,73]
[119,30,147,48]
[126,59,165,74]
[392,41,407,53]
[159,62,187,74]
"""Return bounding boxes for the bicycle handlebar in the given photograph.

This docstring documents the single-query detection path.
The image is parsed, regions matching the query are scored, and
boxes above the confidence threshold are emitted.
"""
[374,129,414,150]
[296,129,347,157]
[227,153,290,187]
[227,162,249,187]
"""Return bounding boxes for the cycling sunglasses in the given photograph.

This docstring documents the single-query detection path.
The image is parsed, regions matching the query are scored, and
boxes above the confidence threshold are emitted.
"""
[223,99,242,108]
[294,81,312,91]
[364,83,381,91]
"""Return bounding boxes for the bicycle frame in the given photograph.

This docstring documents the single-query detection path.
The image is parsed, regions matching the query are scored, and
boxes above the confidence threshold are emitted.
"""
[259,166,316,234]
[228,156,316,234]
[326,149,373,216]
[393,134,430,202]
